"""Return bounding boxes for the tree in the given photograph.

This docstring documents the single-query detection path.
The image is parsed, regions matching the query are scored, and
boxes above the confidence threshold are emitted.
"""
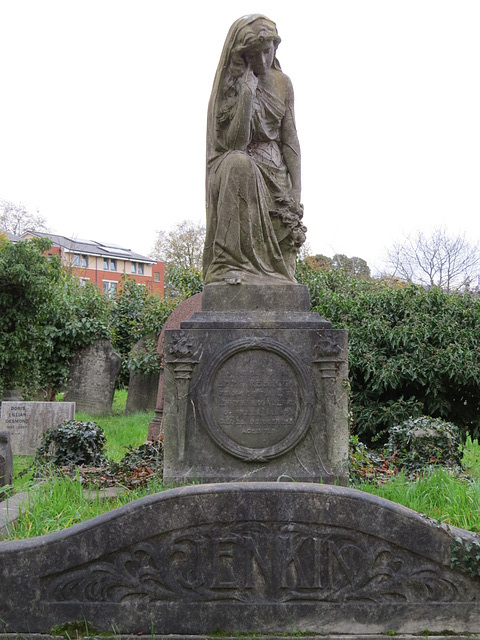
[110,276,175,384]
[304,253,371,279]
[0,237,62,395]
[150,220,205,271]
[385,227,480,293]
[331,254,371,279]
[0,199,50,236]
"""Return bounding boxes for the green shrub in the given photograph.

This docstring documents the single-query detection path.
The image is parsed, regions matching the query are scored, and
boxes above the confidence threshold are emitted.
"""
[386,416,463,473]
[35,420,107,467]
[295,260,480,443]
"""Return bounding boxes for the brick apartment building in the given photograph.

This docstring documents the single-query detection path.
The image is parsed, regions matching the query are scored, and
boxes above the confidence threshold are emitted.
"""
[22,231,164,296]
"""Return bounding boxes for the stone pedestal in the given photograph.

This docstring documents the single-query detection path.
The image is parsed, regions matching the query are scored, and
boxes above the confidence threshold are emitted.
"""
[163,283,349,484]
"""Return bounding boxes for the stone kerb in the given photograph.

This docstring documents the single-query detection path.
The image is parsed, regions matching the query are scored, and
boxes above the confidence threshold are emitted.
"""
[1,482,479,635]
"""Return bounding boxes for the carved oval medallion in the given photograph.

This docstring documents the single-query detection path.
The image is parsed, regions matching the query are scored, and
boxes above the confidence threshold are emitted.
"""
[198,337,314,461]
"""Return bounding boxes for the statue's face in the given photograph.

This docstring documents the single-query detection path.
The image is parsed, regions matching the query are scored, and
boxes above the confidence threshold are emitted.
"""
[244,40,274,77]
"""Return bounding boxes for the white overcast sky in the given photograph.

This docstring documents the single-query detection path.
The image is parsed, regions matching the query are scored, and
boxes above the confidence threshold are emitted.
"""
[1,0,479,274]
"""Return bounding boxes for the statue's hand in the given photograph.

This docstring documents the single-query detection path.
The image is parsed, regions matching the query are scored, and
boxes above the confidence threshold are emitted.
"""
[243,65,258,95]
[289,191,303,217]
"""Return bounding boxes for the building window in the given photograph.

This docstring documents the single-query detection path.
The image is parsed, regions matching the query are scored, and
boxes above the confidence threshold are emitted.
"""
[103,281,118,296]
[103,258,116,271]
[154,272,160,282]
[74,254,88,268]
[131,262,137,274]
[137,262,144,275]
[80,278,90,286]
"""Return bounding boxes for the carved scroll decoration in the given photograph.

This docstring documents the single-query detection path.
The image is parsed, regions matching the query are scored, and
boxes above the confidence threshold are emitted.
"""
[41,521,477,605]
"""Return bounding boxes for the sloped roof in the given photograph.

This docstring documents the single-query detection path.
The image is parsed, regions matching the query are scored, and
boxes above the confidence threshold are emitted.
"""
[5,232,22,243]
[22,231,157,264]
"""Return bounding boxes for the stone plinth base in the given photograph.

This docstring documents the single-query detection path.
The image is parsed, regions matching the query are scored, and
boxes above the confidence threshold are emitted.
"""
[163,283,349,484]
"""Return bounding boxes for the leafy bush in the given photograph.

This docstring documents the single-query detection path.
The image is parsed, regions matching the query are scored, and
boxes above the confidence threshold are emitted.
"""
[0,237,63,396]
[109,441,163,485]
[295,260,480,442]
[165,264,203,300]
[35,420,107,467]
[386,416,463,473]
[110,276,175,384]
[349,435,391,486]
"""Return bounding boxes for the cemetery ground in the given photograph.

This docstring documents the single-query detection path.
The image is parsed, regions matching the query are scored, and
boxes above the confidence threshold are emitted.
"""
[2,389,480,540]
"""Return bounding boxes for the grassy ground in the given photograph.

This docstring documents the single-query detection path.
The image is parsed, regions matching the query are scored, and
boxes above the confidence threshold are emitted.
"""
[4,392,480,540]
[11,390,152,490]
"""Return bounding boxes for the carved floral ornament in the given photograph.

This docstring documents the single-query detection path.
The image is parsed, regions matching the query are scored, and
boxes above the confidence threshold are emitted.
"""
[313,334,343,362]
[165,331,201,364]
[43,521,477,605]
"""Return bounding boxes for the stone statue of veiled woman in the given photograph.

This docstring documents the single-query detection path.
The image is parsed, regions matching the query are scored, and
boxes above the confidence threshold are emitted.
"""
[203,15,306,286]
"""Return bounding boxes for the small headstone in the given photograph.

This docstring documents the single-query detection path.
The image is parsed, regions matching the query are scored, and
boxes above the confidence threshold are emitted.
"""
[0,402,75,455]
[0,432,13,487]
[125,335,160,415]
[64,340,121,415]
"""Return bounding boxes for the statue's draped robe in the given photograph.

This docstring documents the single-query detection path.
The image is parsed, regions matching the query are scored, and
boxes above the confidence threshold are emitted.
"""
[204,15,295,285]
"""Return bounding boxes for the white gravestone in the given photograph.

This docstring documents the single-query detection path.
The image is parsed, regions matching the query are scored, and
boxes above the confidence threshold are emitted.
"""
[0,402,75,455]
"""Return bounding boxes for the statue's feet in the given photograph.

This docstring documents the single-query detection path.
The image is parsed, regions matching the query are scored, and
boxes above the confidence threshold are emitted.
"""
[225,276,242,285]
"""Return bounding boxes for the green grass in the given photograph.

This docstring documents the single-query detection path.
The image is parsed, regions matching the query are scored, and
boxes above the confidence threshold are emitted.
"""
[5,393,480,540]
[357,467,480,532]
[76,388,153,460]
[5,472,166,540]
[10,390,152,494]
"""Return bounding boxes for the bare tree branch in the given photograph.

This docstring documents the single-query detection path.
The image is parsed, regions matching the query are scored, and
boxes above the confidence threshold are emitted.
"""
[150,220,205,271]
[385,228,480,292]
[0,199,50,236]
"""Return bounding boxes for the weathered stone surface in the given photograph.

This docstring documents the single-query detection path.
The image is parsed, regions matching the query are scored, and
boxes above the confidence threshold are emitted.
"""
[0,432,13,487]
[147,293,202,441]
[163,283,349,484]
[0,402,75,455]
[125,335,160,415]
[204,15,306,285]
[0,483,479,634]
[64,340,121,415]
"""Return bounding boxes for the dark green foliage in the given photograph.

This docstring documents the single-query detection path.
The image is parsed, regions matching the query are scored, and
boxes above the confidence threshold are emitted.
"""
[35,420,107,467]
[349,434,389,486]
[110,276,175,384]
[0,238,113,397]
[0,237,63,395]
[387,416,463,473]
[451,535,480,580]
[40,275,112,396]
[1,243,174,395]
[295,260,480,442]
[109,441,163,480]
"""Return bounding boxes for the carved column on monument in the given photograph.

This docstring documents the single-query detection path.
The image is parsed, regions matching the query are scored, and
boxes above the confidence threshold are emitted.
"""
[164,331,201,461]
[312,334,346,471]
